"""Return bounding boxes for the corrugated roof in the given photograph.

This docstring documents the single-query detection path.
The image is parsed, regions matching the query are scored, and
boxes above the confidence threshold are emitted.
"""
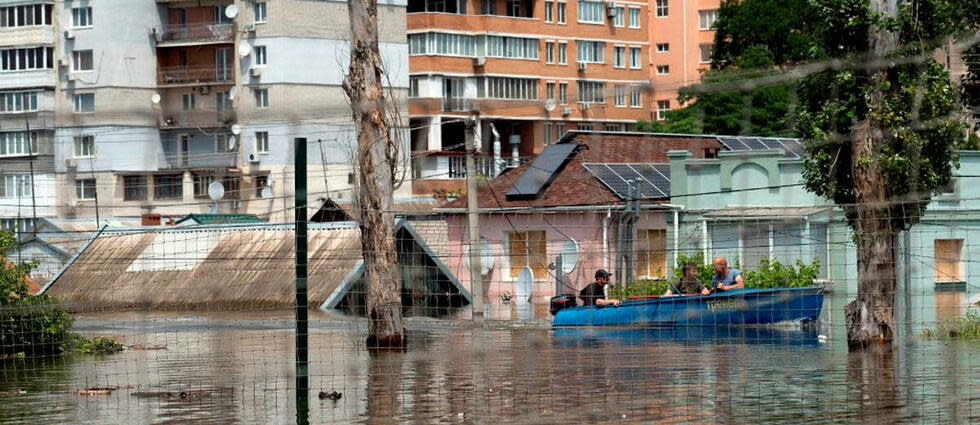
[177,214,264,225]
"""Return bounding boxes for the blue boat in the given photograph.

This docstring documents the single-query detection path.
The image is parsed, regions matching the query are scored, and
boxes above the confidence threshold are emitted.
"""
[552,286,824,327]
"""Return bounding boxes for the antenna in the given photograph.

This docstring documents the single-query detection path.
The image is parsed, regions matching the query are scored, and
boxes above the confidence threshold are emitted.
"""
[151,93,161,104]
[224,4,239,18]
[208,181,225,213]
[260,186,273,199]
[238,43,251,57]
[228,135,236,150]
[231,123,242,135]
[544,98,557,112]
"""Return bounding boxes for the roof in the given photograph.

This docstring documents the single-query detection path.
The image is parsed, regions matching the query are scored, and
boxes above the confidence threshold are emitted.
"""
[702,206,832,219]
[313,199,442,222]
[441,132,724,210]
[176,214,264,225]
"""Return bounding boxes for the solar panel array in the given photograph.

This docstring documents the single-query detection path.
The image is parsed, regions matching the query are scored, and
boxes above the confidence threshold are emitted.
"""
[582,163,671,200]
[505,143,578,199]
[717,136,804,159]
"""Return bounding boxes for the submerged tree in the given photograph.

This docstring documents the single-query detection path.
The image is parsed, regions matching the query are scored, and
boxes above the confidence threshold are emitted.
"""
[798,0,978,348]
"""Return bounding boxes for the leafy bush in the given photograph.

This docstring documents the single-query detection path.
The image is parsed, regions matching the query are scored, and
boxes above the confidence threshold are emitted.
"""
[73,335,124,354]
[608,279,670,299]
[923,310,980,339]
[672,252,716,283]
[742,259,820,289]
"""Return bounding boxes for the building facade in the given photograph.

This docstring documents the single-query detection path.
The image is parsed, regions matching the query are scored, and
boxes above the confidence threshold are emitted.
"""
[407,0,653,195]
[646,0,718,121]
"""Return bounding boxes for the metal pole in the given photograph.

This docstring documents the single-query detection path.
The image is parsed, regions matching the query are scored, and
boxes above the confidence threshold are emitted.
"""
[555,254,563,296]
[465,117,484,321]
[25,120,36,237]
[294,137,309,425]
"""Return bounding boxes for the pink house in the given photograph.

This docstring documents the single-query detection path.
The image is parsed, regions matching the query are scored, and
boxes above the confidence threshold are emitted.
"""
[437,131,723,319]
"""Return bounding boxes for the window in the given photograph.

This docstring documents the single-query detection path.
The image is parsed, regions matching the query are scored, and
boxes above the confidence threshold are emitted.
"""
[73,93,94,113]
[578,124,594,131]
[699,9,718,30]
[71,7,92,28]
[699,44,713,63]
[656,43,670,53]
[656,0,668,17]
[941,178,956,194]
[613,6,624,27]
[0,131,38,156]
[408,32,478,57]
[508,231,547,279]
[253,1,267,23]
[506,0,521,16]
[656,99,670,119]
[544,123,552,145]
[606,123,625,132]
[577,81,605,103]
[223,176,241,200]
[555,122,565,139]
[72,50,93,72]
[544,1,553,22]
[546,82,555,101]
[0,4,52,28]
[254,88,268,107]
[935,239,964,282]
[254,175,269,197]
[483,77,538,100]
[628,7,640,28]
[558,82,568,104]
[182,93,195,110]
[75,179,97,200]
[630,86,642,107]
[0,175,31,198]
[0,218,35,234]
[557,2,566,23]
[0,47,54,71]
[74,135,94,158]
[409,77,420,97]
[254,46,267,65]
[193,174,215,198]
[577,0,603,23]
[576,40,604,63]
[485,35,539,60]
[0,91,39,113]
[256,131,269,153]
[629,47,641,69]
[216,91,232,116]
[613,46,625,68]
[614,85,625,107]
[557,42,567,64]
[545,41,554,64]
[154,174,183,199]
[656,65,670,75]
[123,176,147,201]
[636,229,667,278]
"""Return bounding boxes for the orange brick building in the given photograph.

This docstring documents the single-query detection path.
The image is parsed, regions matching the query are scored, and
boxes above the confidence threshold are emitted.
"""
[647,0,719,121]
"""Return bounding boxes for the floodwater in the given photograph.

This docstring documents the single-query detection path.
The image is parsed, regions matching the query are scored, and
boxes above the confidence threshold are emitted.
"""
[2,297,980,424]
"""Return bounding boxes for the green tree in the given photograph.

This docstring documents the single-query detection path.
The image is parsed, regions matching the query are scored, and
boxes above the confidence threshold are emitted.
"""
[797,0,978,348]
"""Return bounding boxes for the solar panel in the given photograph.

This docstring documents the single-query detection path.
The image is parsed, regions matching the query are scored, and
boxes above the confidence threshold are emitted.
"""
[718,137,747,150]
[777,138,805,158]
[607,164,662,198]
[583,163,671,200]
[506,143,577,199]
[739,137,769,151]
[627,164,670,198]
[583,164,631,198]
[717,136,804,159]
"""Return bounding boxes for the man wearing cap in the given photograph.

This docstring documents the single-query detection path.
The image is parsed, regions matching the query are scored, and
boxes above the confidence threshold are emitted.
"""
[579,269,622,307]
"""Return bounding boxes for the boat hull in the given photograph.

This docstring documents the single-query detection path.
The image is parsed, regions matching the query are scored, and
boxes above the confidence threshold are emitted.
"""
[552,287,824,327]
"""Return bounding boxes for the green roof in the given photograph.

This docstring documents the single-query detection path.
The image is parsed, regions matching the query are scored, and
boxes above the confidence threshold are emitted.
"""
[176,214,265,225]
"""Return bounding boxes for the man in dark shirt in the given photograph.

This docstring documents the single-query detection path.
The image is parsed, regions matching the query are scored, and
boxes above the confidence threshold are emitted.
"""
[580,269,622,307]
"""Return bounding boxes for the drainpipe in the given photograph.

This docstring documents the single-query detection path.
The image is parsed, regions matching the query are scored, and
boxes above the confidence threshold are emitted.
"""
[603,208,611,270]
[490,123,502,176]
[673,209,680,269]
[702,219,709,263]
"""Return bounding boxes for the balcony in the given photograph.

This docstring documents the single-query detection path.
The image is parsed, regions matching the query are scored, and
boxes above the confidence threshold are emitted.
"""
[442,97,472,113]
[412,151,524,180]
[158,66,233,86]
[160,111,235,129]
[159,151,237,169]
[157,23,234,45]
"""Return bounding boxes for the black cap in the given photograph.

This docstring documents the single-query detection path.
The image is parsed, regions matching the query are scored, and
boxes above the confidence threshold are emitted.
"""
[595,269,611,279]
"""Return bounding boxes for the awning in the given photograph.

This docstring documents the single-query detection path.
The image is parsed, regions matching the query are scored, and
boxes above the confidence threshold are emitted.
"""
[702,206,831,221]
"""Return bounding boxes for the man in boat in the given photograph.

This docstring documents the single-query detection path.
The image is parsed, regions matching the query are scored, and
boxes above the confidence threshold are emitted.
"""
[579,269,622,307]
[664,262,710,296]
[711,257,744,292]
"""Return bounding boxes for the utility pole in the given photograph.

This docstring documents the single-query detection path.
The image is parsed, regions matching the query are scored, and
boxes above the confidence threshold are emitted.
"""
[294,137,309,425]
[465,116,484,321]
[25,120,36,237]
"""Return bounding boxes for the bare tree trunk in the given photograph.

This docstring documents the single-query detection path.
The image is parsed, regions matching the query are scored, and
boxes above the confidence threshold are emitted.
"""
[845,0,899,349]
[343,0,405,349]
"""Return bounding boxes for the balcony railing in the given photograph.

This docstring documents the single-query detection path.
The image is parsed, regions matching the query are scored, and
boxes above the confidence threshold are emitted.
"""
[158,66,233,85]
[412,151,531,180]
[159,151,237,169]
[161,111,235,129]
[442,97,470,112]
[159,23,234,43]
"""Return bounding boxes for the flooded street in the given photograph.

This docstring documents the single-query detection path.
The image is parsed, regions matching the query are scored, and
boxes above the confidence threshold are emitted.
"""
[2,297,980,424]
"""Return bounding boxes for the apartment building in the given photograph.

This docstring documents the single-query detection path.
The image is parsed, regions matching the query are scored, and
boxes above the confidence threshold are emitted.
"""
[647,0,718,121]
[407,0,652,195]
[0,0,409,231]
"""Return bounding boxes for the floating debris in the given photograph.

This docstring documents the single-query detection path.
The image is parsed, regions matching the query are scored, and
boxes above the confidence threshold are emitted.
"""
[0,389,26,396]
[127,345,167,351]
[77,387,117,395]
[132,390,212,400]
[318,391,342,401]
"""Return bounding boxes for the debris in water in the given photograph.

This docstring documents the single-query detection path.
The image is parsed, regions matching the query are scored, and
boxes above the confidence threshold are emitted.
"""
[318,391,342,400]
[132,390,212,400]
[0,389,26,395]
[128,344,167,351]
[77,387,117,395]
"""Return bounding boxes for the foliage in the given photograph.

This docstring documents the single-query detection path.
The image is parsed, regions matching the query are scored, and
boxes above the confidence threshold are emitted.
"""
[608,279,670,300]
[672,252,716,283]
[742,259,820,289]
[711,0,819,68]
[963,42,980,131]
[923,310,980,339]
[72,335,124,355]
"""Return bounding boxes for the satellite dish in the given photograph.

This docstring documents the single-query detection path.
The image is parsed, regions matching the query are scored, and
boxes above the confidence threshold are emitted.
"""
[230,123,242,135]
[207,181,225,201]
[224,4,239,18]
[151,93,161,104]
[544,98,557,112]
[464,238,495,275]
[227,135,236,150]
[559,238,579,274]
[238,43,251,57]
[260,186,273,199]
[228,86,237,100]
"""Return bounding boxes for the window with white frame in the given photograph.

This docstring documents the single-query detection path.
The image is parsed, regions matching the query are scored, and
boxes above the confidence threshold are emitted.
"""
[483,77,538,100]
[75,178,96,200]
[74,135,95,158]
[614,85,625,106]
[656,99,670,119]
[73,93,94,113]
[613,46,625,68]
[545,41,554,63]
[656,43,669,52]
[558,42,567,64]
[555,122,565,139]
[1,4,52,27]
[256,131,269,153]
[123,175,147,201]
[557,2,566,23]
[699,9,718,30]
[408,76,420,97]
[0,131,38,156]
[485,36,539,60]
[72,50,93,72]
[629,47,641,69]
[578,124,594,131]
[700,43,713,63]
[254,46,267,65]
[613,6,624,26]
[628,7,640,28]
[546,82,555,100]
[0,175,31,197]
[506,0,521,16]
[655,0,668,17]
[606,123,625,132]
[254,88,268,107]
[558,82,568,104]
[408,32,477,57]
[182,93,195,110]
[71,7,92,28]
[544,0,553,22]
[578,80,605,103]
[544,124,552,145]
[576,40,604,63]
[656,65,670,75]
[254,1,267,23]
[0,91,39,113]
[630,86,642,107]
[0,47,54,71]
[577,0,603,24]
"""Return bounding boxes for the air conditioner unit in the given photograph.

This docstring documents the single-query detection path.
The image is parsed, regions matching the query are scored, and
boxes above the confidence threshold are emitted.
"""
[607,2,617,17]
[163,117,175,127]
[64,30,75,39]
[580,102,591,110]
[245,23,256,32]
[64,73,76,82]
[562,107,573,115]
[199,86,210,95]
[57,58,67,68]
[473,56,486,67]
[151,27,161,43]
[249,67,262,78]
[577,62,587,71]
[65,159,77,168]
[248,153,260,163]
